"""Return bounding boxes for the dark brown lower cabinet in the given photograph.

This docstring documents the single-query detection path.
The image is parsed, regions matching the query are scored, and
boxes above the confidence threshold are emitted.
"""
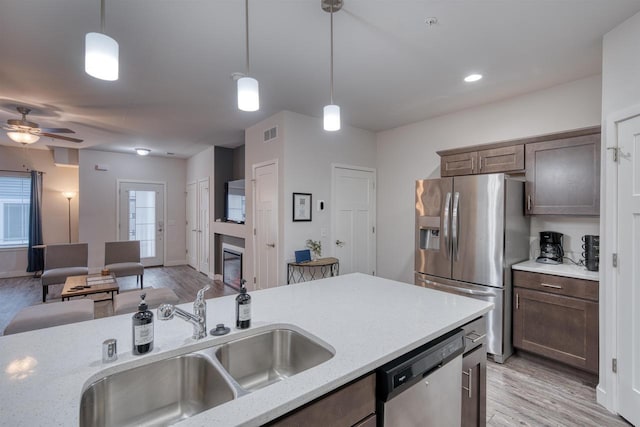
[268,373,375,427]
[513,286,599,373]
[462,344,487,427]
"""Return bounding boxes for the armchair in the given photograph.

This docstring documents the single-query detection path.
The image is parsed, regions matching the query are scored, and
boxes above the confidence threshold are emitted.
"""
[40,243,89,302]
[104,240,144,289]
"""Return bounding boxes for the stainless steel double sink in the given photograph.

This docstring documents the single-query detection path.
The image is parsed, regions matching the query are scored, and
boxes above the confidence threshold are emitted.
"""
[80,326,335,427]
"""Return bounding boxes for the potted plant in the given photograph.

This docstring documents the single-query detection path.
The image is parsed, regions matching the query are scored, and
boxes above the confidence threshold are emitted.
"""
[306,239,322,260]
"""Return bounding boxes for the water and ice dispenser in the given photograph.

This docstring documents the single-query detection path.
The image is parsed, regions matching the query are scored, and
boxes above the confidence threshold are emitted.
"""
[418,216,440,251]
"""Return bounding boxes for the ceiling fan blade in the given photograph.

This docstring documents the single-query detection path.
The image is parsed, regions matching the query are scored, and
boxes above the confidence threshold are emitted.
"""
[40,132,83,143]
[37,127,75,134]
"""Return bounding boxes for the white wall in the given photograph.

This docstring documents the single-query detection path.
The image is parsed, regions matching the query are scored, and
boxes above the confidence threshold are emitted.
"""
[0,146,78,277]
[78,150,187,270]
[376,75,602,283]
[187,147,215,276]
[599,9,640,413]
[245,112,286,290]
[243,111,376,289]
[530,216,599,261]
[282,111,377,281]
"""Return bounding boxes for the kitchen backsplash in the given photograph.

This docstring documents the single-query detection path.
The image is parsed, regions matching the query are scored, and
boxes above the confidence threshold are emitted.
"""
[529,216,600,263]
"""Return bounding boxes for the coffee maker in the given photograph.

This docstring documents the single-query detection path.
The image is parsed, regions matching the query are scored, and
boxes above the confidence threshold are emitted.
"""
[536,231,564,264]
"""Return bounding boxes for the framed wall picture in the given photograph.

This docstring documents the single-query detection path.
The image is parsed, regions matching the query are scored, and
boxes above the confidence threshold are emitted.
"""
[293,193,312,222]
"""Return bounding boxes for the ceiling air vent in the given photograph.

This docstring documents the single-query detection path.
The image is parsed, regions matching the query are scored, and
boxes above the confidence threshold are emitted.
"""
[263,126,278,143]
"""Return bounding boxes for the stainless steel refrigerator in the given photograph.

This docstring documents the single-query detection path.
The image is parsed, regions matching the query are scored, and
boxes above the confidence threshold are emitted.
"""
[415,173,529,363]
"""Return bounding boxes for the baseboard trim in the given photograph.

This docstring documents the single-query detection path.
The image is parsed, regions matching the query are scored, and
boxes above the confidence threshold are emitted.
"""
[164,260,187,267]
[0,271,32,279]
[214,274,223,281]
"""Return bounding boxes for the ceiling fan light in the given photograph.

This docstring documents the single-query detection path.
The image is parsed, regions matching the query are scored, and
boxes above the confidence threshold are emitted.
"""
[85,32,119,81]
[7,131,40,144]
[237,77,259,112]
[323,104,341,131]
[135,148,151,156]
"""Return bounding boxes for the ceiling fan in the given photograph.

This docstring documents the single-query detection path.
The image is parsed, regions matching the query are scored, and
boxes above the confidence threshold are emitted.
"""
[2,106,83,144]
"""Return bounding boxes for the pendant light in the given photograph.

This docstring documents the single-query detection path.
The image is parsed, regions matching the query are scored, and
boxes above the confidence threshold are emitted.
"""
[323,0,342,131]
[238,0,259,111]
[85,0,119,81]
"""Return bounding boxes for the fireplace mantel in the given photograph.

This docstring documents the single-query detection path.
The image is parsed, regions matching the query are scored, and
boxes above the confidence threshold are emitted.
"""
[213,221,248,239]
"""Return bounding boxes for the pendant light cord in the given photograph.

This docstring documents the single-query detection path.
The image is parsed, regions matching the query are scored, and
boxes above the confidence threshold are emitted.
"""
[100,0,106,33]
[245,0,250,76]
[329,1,334,104]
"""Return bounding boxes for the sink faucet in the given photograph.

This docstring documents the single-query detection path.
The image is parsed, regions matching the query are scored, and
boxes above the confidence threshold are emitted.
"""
[158,284,210,339]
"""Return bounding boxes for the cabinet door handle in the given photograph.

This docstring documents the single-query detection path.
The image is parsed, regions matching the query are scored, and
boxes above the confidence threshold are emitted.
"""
[462,367,473,398]
[471,157,475,173]
[541,283,562,289]
[516,293,520,309]
[266,243,275,248]
[527,195,532,212]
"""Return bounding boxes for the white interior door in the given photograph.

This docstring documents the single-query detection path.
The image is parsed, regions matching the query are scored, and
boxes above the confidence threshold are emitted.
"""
[186,182,197,269]
[198,178,210,274]
[254,162,278,289]
[332,166,376,275]
[118,181,165,267]
[617,115,640,426]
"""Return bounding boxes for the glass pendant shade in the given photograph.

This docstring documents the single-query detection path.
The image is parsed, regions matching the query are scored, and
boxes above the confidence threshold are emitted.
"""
[237,77,259,112]
[7,131,40,144]
[323,104,341,131]
[85,32,119,81]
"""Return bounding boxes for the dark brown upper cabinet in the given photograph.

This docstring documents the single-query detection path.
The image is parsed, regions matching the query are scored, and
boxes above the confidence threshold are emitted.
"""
[525,132,601,215]
[440,145,524,177]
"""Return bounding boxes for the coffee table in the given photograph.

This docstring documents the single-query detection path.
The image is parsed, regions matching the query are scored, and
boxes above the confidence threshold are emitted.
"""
[61,274,120,302]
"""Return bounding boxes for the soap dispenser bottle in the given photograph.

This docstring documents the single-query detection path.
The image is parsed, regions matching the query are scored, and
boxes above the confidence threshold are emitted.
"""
[236,279,251,329]
[132,293,154,355]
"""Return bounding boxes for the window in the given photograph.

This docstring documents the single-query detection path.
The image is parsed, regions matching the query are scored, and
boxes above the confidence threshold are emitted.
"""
[0,174,31,248]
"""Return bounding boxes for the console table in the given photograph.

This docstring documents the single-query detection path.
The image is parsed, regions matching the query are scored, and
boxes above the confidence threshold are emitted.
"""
[287,257,339,284]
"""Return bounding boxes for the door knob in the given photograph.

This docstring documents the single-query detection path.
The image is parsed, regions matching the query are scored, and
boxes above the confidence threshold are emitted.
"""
[266,243,275,248]
[335,240,345,247]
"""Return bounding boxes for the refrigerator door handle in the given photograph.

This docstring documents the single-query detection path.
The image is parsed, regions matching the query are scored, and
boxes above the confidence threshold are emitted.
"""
[452,192,460,260]
[443,192,452,259]
[418,277,497,297]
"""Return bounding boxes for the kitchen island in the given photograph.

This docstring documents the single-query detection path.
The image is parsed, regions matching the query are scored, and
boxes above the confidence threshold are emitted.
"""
[0,273,492,426]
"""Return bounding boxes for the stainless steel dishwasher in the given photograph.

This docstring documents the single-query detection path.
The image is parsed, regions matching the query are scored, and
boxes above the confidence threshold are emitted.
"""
[376,329,464,426]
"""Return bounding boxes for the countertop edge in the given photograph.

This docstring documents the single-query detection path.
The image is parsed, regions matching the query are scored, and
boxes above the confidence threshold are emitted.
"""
[512,260,599,281]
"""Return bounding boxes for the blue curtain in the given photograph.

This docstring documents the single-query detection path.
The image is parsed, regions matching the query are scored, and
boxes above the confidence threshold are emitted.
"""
[27,170,44,272]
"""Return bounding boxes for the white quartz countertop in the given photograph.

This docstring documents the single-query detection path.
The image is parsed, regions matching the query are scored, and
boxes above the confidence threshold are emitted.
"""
[512,259,599,281]
[0,273,492,426]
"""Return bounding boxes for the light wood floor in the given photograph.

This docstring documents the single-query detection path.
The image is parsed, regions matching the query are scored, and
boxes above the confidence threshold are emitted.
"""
[487,354,629,426]
[0,266,630,425]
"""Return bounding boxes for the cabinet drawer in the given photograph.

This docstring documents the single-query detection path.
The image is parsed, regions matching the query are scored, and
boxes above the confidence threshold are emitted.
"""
[513,270,598,301]
[269,373,375,427]
[462,316,487,353]
[513,287,598,373]
[478,144,524,174]
[441,152,478,177]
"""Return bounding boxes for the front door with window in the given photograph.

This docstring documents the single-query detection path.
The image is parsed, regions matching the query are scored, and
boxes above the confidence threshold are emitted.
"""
[118,181,165,267]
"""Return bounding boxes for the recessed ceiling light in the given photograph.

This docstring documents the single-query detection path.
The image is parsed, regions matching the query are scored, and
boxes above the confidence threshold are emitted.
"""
[135,148,150,156]
[464,74,483,83]
[425,17,438,26]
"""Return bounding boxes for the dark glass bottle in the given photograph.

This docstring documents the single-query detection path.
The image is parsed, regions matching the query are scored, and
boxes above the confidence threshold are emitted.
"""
[236,280,251,329]
[132,293,154,355]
